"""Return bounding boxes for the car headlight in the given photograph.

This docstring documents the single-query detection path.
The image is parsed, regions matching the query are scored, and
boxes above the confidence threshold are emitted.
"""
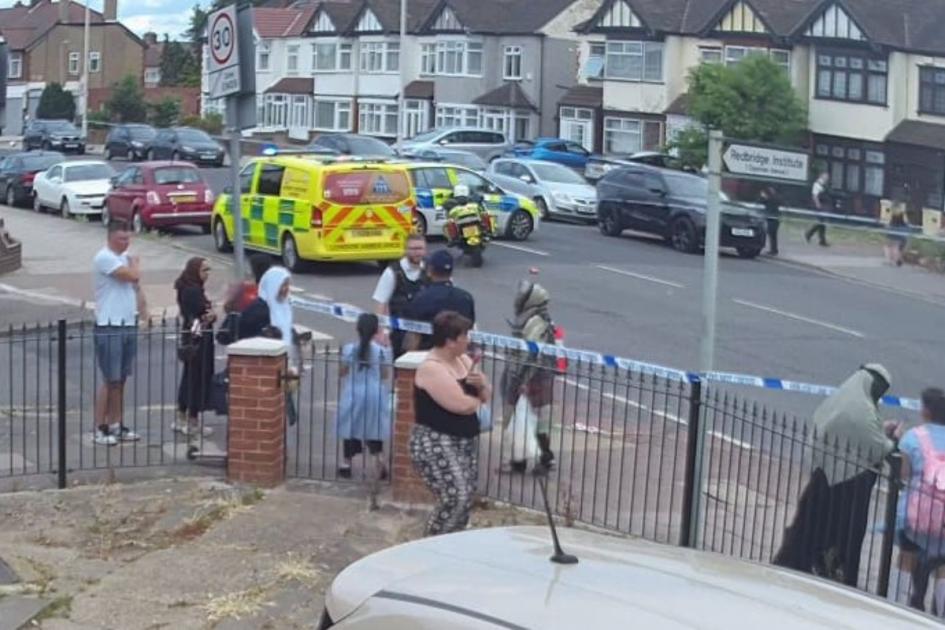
[131,141,143,148]
[182,146,195,153]
[553,192,573,204]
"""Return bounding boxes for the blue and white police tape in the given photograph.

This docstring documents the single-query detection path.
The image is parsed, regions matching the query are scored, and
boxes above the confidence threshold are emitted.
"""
[290,296,920,410]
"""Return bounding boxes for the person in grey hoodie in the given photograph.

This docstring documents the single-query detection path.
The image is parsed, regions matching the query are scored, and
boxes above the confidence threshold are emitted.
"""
[774,364,898,586]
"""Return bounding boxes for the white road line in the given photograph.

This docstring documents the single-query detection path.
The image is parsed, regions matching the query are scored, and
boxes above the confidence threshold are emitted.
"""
[492,242,551,257]
[596,265,685,289]
[708,430,754,451]
[733,298,865,338]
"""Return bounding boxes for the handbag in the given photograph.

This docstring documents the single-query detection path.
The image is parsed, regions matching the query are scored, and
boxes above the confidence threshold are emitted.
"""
[177,319,203,362]
[215,312,240,346]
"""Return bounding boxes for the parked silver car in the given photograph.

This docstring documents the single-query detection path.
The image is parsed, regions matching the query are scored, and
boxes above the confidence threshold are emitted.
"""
[400,147,487,172]
[489,158,597,222]
[319,526,936,629]
[399,128,512,162]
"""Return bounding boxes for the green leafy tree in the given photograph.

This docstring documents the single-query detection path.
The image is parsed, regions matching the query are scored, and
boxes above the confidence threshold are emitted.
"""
[669,55,808,169]
[148,97,181,128]
[106,75,147,123]
[36,83,76,120]
[159,38,201,87]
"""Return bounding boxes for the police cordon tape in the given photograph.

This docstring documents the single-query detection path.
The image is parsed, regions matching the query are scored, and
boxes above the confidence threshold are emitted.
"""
[289,296,920,411]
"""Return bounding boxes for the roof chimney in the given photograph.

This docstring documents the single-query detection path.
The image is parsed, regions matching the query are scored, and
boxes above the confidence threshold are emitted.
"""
[104,0,117,21]
[59,0,70,23]
[144,32,158,46]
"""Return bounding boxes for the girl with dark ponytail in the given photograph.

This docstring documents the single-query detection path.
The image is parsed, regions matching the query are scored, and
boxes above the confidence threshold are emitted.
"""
[336,313,392,479]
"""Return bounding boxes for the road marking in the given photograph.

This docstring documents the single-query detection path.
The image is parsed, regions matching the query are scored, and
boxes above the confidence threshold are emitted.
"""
[708,430,754,451]
[492,242,550,257]
[0,282,89,308]
[596,265,685,289]
[733,298,865,338]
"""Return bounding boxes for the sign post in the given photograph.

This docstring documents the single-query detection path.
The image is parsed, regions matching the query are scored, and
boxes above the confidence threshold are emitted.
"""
[722,142,810,184]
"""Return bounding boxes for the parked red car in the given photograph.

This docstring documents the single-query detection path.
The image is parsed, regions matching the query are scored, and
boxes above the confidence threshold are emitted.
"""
[103,162,215,233]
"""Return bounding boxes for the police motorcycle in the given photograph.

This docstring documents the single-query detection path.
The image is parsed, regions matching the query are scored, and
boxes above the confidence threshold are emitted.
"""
[442,184,496,268]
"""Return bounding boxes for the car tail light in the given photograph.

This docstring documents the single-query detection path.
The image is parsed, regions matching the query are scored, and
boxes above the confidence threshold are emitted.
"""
[204,189,214,204]
[20,172,36,185]
[311,206,323,228]
[146,191,161,205]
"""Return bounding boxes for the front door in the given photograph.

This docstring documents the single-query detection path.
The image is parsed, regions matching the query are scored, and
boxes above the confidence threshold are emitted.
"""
[403,100,427,139]
[288,96,310,142]
[559,107,594,152]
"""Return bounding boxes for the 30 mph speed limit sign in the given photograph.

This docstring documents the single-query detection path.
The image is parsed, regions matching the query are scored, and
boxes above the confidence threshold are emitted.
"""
[207,4,241,98]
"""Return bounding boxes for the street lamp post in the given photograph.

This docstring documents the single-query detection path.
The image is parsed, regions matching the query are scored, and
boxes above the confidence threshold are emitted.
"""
[395,0,407,146]
[80,0,90,136]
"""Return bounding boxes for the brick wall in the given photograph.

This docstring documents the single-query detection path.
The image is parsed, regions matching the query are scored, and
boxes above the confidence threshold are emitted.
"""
[391,353,434,505]
[88,86,202,118]
[226,339,287,487]
[0,219,22,275]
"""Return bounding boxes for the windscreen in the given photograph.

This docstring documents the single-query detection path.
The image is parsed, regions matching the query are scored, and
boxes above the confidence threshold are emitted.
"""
[178,129,212,143]
[64,164,114,182]
[154,167,201,185]
[532,162,586,185]
[664,173,707,199]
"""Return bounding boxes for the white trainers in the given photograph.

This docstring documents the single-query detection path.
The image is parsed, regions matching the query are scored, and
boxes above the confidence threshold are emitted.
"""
[94,430,118,446]
[180,423,213,438]
[110,424,141,442]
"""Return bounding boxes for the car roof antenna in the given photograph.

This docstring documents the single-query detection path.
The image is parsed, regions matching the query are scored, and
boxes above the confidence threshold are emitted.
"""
[536,472,578,565]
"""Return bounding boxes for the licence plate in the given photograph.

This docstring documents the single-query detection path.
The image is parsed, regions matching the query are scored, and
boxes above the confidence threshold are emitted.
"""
[64,143,78,148]
[171,195,197,204]
[732,228,755,237]
[462,225,480,238]
[348,228,384,240]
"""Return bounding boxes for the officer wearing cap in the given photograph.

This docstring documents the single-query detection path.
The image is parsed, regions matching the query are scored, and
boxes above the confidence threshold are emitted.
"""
[403,250,476,351]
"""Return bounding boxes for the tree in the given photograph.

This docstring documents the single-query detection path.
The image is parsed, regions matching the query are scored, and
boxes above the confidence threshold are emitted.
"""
[148,97,181,128]
[159,38,201,87]
[36,83,76,121]
[669,55,808,169]
[106,75,147,123]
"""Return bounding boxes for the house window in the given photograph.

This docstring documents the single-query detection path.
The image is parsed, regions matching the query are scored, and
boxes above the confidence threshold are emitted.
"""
[504,46,523,80]
[359,102,398,136]
[290,95,309,129]
[605,41,663,82]
[514,113,530,142]
[435,105,479,128]
[603,117,662,153]
[816,50,887,105]
[68,52,80,75]
[386,42,400,72]
[287,45,300,75]
[700,47,722,64]
[919,66,945,116]
[815,141,885,197]
[89,52,101,73]
[313,99,352,131]
[264,94,288,129]
[313,43,337,72]
[582,42,605,80]
[257,41,271,71]
[144,68,160,86]
[339,43,352,70]
[481,108,508,133]
[770,50,791,73]
[435,41,482,76]
[420,43,437,75]
[467,41,482,75]
[360,42,397,73]
[8,52,22,79]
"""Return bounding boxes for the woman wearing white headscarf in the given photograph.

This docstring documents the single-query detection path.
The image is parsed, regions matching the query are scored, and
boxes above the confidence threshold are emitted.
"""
[774,364,898,586]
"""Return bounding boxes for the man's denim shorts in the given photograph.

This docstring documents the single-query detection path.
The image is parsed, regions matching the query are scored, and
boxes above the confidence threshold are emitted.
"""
[94,326,138,384]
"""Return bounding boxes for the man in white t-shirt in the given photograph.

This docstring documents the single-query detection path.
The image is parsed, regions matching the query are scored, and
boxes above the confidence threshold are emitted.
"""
[373,234,427,357]
[806,172,830,246]
[92,220,147,446]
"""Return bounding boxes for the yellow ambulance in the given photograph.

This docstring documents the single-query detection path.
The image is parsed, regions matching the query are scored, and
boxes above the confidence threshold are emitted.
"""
[211,156,415,271]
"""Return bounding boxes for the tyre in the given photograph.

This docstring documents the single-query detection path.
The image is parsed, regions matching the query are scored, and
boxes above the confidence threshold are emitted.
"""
[213,218,233,252]
[737,247,762,259]
[469,248,484,268]
[60,198,71,219]
[104,145,113,160]
[101,203,111,228]
[127,147,136,161]
[670,217,698,254]
[599,208,622,237]
[412,211,428,236]
[5,186,17,208]
[536,197,550,221]
[147,149,156,161]
[42,140,51,151]
[506,209,533,241]
[33,193,43,213]
[282,233,303,272]
[131,210,146,234]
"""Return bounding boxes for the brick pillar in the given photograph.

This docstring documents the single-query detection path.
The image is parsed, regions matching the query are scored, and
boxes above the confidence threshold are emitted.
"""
[391,351,434,505]
[226,338,287,487]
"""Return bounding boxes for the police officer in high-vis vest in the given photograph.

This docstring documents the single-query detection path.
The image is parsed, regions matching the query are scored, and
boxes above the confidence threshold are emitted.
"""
[373,234,428,357]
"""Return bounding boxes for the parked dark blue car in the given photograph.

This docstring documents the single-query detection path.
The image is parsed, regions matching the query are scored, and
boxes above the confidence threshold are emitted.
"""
[506,138,591,168]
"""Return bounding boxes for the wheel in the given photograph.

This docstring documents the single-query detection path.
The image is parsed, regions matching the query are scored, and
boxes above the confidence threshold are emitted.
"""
[671,217,698,254]
[599,208,623,236]
[127,147,136,161]
[131,210,146,234]
[213,218,233,253]
[506,209,533,241]
[737,247,762,259]
[33,193,43,213]
[282,233,303,272]
[147,149,156,161]
[5,186,16,208]
[101,203,111,228]
[42,140,51,151]
[412,211,428,236]
[60,198,72,219]
[104,145,113,160]
[469,248,484,268]
[536,197,550,221]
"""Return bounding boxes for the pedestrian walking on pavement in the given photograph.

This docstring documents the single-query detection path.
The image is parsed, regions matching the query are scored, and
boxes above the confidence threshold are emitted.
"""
[410,311,491,536]
[373,234,427,358]
[336,313,392,480]
[92,220,146,446]
[805,172,831,246]
[885,205,910,267]
[759,185,782,256]
[891,387,945,614]
[172,257,216,439]
[774,364,897,586]
[225,253,273,313]
[501,279,558,474]
[403,250,475,351]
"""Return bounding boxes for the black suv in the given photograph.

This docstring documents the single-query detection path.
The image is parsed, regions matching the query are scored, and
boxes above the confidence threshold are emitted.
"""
[104,124,157,161]
[596,164,767,259]
[23,120,85,154]
[306,134,396,158]
[144,127,225,166]
[0,151,64,207]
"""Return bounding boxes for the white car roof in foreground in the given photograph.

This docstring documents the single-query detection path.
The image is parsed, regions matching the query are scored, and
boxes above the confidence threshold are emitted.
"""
[327,526,936,629]
[61,160,109,169]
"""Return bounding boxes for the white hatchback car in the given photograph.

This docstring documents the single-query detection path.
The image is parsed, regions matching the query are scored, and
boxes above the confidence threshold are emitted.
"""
[320,526,936,629]
[33,160,115,218]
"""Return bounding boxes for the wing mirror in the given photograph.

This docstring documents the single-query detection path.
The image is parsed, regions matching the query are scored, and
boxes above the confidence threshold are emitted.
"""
[109,176,119,188]
[649,187,667,197]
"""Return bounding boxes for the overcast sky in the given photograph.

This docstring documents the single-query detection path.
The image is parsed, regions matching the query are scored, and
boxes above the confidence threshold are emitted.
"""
[0,0,203,41]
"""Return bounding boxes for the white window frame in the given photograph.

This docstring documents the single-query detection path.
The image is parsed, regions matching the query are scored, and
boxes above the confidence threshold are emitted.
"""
[359,41,398,74]
[583,42,605,80]
[257,41,271,71]
[435,39,483,77]
[263,94,288,130]
[603,116,662,154]
[358,101,398,136]
[339,42,353,70]
[503,45,523,80]
[287,44,300,75]
[68,52,80,75]
[312,42,337,72]
[144,68,160,85]
[312,98,353,131]
[420,42,437,75]
[8,52,23,79]
[386,41,400,73]
[700,47,723,64]
[435,104,480,128]
[88,51,101,73]
[604,41,663,83]
[289,95,310,129]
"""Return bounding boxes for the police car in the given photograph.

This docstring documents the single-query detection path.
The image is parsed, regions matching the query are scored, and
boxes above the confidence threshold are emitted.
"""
[405,162,540,241]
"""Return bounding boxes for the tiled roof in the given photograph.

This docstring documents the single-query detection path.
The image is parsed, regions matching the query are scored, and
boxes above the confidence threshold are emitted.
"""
[264,77,315,94]
[886,120,945,151]
[0,0,104,51]
[425,0,577,34]
[254,7,308,37]
[472,82,537,111]
[404,80,435,99]
[558,84,603,108]
[665,92,690,115]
